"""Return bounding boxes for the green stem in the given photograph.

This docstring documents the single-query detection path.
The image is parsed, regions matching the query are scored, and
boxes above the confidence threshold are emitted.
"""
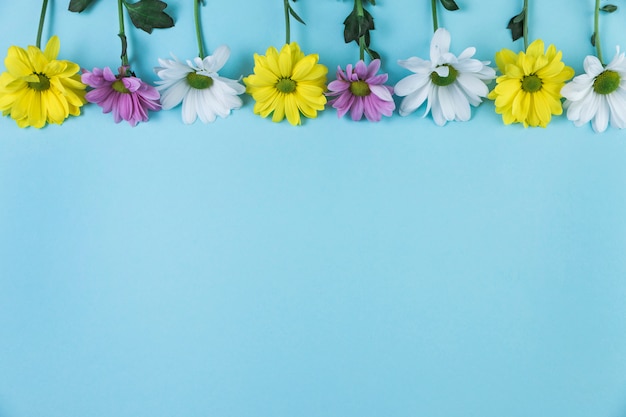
[431,0,438,32]
[195,0,206,57]
[356,0,365,60]
[523,0,528,50]
[118,0,129,68]
[284,0,290,44]
[36,0,49,49]
[594,0,604,65]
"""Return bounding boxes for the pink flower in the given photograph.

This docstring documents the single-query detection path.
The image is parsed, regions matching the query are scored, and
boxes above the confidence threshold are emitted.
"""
[81,66,160,126]
[326,59,395,122]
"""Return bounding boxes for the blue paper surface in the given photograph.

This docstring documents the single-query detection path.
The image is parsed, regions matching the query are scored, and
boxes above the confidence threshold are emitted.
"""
[1,1,626,417]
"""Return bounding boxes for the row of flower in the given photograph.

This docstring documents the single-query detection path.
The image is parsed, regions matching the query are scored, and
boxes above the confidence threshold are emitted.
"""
[0,0,624,133]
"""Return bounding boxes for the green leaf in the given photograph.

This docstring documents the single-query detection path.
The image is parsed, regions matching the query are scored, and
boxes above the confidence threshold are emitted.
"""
[439,0,459,11]
[366,47,380,60]
[68,0,96,12]
[289,6,306,25]
[123,0,174,34]
[507,10,524,42]
[601,4,618,12]
[343,10,360,44]
[343,8,375,45]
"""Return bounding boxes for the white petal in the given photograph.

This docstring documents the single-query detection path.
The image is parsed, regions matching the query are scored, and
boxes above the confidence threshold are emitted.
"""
[607,89,626,128]
[181,88,200,124]
[394,73,430,97]
[449,84,471,121]
[398,85,430,116]
[159,80,190,110]
[437,85,456,122]
[397,57,432,73]
[204,45,231,73]
[579,92,601,124]
[592,97,610,132]
[561,77,594,101]
[458,46,476,60]
[583,55,604,77]
[430,28,451,63]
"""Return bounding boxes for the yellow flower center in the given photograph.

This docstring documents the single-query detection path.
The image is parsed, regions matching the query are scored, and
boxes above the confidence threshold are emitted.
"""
[349,80,371,97]
[112,80,130,93]
[28,73,50,91]
[521,74,542,93]
[186,72,214,90]
[593,70,621,95]
[430,65,458,87]
[276,78,297,94]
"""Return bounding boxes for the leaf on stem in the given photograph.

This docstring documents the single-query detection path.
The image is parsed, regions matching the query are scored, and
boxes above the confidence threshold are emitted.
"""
[439,0,459,11]
[343,8,375,45]
[68,0,97,12]
[601,4,618,12]
[507,9,525,42]
[123,0,174,33]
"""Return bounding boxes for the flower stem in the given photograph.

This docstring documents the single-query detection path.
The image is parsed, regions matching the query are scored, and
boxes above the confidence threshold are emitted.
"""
[195,0,206,57]
[284,0,291,44]
[118,0,129,68]
[431,0,438,32]
[594,0,604,65]
[356,0,365,60]
[523,0,528,50]
[36,0,49,49]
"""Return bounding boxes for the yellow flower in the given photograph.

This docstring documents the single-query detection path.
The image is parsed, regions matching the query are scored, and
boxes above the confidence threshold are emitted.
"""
[243,42,327,126]
[0,36,86,128]
[488,39,574,128]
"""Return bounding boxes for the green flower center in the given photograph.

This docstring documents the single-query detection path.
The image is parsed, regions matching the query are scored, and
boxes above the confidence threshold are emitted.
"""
[276,78,297,94]
[28,73,50,91]
[593,70,621,95]
[112,80,130,93]
[349,80,371,97]
[186,72,214,90]
[521,74,542,93]
[430,65,458,87]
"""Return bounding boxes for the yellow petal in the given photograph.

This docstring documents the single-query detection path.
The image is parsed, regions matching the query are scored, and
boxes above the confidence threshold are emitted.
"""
[526,39,545,57]
[271,94,286,122]
[283,93,301,125]
[278,44,293,78]
[5,46,33,77]
[43,36,60,61]
[27,45,49,73]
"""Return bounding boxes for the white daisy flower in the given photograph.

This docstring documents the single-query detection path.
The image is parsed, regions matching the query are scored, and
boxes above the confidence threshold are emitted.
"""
[561,47,626,133]
[394,28,495,126]
[154,45,245,124]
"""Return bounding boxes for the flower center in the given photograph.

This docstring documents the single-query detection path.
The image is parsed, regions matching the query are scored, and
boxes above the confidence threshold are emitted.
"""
[349,80,371,97]
[430,65,458,87]
[276,78,297,94]
[28,73,50,91]
[593,70,621,95]
[186,72,214,90]
[521,74,542,93]
[112,79,130,93]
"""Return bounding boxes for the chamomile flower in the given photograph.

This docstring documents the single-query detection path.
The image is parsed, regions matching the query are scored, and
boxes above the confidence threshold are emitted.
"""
[394,28,495,126]
[561,49,626,132]
[155,46,244,124]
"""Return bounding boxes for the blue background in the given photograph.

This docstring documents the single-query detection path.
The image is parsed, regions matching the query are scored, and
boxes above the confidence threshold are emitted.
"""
[1,1,626,417]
